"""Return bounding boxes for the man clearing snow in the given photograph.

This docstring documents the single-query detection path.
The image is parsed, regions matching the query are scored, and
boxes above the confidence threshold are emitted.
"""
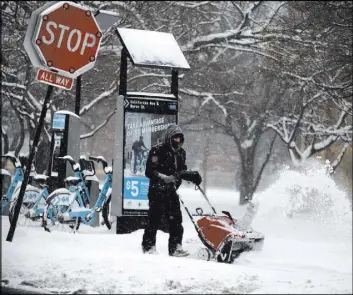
[141,124,201,257]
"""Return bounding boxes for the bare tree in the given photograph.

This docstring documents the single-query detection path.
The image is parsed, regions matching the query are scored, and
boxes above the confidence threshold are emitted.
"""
[265,1,352,172]
[2,1,351,200]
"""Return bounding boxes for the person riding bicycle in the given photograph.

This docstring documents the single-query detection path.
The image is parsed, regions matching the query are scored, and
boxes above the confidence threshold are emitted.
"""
[132,135,148,173]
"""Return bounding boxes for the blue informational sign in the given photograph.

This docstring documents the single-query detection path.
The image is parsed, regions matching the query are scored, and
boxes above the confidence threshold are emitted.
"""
[124,177,149,200]
[52,114,66,130]
[123,177,150,211]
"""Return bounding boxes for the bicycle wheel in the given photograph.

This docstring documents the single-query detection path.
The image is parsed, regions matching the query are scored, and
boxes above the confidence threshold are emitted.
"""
[8,198,31,227]
[43,190,80,232]
[9,186,41,227]
[42,193,64,231]
[68,217,81,232]
[102,194,112,230]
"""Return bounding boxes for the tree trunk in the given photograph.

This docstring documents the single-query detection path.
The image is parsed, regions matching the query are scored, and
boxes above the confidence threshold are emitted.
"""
[14,114,25,156]
[239,148,255,205]
[1,132,9,154]
[35,136,51,174]
[26,115,51,174]
[9,132,20,152]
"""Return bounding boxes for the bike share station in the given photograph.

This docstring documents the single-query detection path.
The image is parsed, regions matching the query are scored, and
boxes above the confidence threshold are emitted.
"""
[111,28,190,234]
[5,1,120,241]
[4,0,192,240]
[47,110,81,190]
[42,8,121,226]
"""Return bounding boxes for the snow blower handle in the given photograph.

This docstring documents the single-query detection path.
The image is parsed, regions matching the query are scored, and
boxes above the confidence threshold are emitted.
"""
[196,185,236,224]
[175,186,204,236]
[175,171,217,215]
[196,184,218,215]
[221,210,237,227]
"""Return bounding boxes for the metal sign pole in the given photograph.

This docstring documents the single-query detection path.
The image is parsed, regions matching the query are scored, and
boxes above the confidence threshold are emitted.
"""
[119,48,128,95]
[6,85,54,242]
[171,69,178,99]
[75,75,82,115]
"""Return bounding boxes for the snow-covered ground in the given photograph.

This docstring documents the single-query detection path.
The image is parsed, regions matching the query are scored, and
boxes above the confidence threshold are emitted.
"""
[1,164,352,294]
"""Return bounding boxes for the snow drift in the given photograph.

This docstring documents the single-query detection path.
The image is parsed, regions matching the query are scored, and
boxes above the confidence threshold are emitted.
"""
[1,162,352,294]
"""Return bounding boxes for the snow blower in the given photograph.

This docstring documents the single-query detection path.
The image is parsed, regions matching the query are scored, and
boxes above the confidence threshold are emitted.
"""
[177,177,265,263]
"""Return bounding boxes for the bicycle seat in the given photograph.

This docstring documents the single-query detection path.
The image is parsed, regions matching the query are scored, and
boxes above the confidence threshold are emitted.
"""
[79,156,96,176]
[34,174,50,186]
[104,166,113,174]
[64,176,82,186]
[19,155,28,167]
[57,155,76,166]
[1,153,21,167]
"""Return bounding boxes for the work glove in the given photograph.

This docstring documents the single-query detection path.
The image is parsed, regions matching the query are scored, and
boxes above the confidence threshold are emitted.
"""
[191,171,202,186]
[178,170,202,186]
[158,173,177,184]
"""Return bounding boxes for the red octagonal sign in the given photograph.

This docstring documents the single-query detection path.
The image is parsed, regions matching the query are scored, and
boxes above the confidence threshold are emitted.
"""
[33,1,102,78]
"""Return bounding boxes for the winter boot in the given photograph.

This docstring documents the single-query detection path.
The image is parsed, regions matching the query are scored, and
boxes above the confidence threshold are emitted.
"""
[143,246,159,255]
[170,245,189,257]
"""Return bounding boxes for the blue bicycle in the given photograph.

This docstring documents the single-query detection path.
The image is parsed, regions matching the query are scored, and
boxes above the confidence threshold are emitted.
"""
[1,153,43,226]
[1,153,25,215]
[130,149,148,175]
[14,174,51,225]
[89,156,113,230]
[42,155,92,232]
[42,155,113,232]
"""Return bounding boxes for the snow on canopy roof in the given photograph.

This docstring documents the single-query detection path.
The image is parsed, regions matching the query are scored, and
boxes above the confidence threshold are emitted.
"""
[116,28,190,70]
[55,110,80,119]
[126,91,176,99]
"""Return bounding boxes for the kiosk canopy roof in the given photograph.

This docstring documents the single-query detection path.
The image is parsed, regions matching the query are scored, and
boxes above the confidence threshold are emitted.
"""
[116,28,190,70]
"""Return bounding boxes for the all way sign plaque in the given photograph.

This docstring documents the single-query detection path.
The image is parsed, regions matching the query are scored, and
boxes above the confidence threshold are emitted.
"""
[36,68,73,90]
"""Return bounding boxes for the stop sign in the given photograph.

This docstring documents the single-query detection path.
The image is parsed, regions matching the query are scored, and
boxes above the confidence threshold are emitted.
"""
[32,1,102,78]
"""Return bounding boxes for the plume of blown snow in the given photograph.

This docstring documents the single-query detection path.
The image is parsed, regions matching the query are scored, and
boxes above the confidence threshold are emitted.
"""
[252,160,352,243]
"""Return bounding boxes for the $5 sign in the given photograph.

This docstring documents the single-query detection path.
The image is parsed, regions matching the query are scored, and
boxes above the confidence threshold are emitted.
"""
[126,180,139,197]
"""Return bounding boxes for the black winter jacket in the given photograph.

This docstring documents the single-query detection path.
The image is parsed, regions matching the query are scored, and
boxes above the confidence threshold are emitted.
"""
[145,124,187,192]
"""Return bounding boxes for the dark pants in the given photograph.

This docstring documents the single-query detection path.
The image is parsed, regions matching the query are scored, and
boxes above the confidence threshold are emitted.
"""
[142,188,184,255]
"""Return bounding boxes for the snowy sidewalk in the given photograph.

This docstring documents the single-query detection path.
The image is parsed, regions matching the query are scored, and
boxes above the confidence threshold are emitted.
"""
[2,184,352,294]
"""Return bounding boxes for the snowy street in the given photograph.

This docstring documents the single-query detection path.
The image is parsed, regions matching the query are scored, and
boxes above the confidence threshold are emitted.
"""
[1,169,352,294]
[2,214,351,294]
